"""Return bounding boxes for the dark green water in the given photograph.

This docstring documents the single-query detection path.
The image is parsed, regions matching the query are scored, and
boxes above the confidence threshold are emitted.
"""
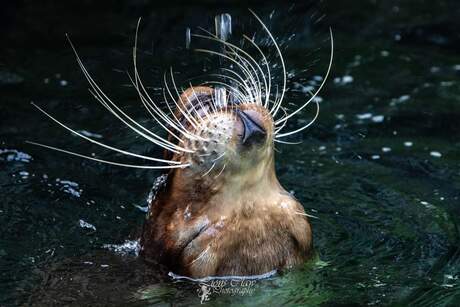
[1,1,460,306]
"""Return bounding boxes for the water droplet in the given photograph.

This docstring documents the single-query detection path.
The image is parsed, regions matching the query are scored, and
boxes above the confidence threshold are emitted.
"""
[215,13,232,42]
[382,147,391,153]
[404,141,413,147]
[185,27,191,49]
[214,87,227,108]
[430,151,442,158]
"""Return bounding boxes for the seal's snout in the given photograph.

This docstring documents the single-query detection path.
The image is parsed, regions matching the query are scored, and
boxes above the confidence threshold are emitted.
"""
[237,110,266,146]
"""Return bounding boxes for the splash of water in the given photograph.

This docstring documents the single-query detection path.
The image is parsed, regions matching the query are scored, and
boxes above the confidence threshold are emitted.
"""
[215,13,232,42]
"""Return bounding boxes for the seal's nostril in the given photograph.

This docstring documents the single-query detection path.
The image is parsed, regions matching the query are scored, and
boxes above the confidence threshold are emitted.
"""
[236,110,266,146]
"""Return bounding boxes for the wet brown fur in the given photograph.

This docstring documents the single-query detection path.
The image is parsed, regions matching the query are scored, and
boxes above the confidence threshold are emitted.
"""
[140,87,313,277]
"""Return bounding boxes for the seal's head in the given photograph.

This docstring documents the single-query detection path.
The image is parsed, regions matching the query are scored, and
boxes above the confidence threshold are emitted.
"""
[172,86,275,188]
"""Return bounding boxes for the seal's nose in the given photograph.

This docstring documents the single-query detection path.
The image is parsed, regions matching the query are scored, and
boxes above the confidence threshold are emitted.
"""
[237,110,266,146]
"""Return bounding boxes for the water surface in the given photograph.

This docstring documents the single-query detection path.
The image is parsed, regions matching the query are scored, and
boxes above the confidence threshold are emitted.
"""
[1,1,460,306]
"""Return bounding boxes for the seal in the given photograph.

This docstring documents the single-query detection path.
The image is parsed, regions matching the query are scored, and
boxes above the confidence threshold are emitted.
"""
[29,11,333,278]
[140,86,314,277]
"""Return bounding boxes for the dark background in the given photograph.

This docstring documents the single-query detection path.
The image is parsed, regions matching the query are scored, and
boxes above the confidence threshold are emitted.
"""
[1,0,460,50]
[2,0,460,106]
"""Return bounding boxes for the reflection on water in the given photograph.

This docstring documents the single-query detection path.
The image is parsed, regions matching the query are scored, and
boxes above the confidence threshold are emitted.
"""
[1,1,460,306]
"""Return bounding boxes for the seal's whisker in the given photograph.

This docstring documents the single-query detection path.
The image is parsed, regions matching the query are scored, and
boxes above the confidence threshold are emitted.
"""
[86,82,183,153]
[132,40,197,142]
[187,84,212,122]
[274,139,302,145]
[194,48,258,103]
[220,68,254,99]
[274,28,333,127]
[127,73,184,144]
[242,34,271,108]
[158,89,207,143]
[224,48,261,104]
[26,141,190,169]
[211,152,225,162]
[131,25,198,143]
[208,72,251,100]
[67,36,188,154]
[201,81,246,103]
[186,84,212,122]
[209,89,221,116]
[193,31,266,105]
[181,86,208,126]
[275,101,320,138]
[214,163,226,179]
[294,211,319,219]
[227,49,264,105]
[201,80,241,102]
[201,162,216,177]
[163,72,198,129]
[88,88,191,153]
[274,105,289,134]
[170,68,205,126]
[187,245,211,266]
[164,73,199,130]
[158,88,200,140]
[248,9,286,117]
[31,102,181,164]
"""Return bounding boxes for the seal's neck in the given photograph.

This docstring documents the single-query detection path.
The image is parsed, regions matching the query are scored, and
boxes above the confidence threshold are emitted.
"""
[167,151,282,214]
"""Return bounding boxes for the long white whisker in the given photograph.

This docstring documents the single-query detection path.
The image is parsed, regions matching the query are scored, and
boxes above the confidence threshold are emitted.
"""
[200,81,246,103]
[127,72,184,144]
[274,105,289,133]
[243,34,271,108]
[275,28,333,126]
[194,48,257,103]
[133,73,200,143]
[130,21,190,144]
[157,87,201,140]
[26,141,189,169]
[274,139,302,145]
[221,68,254,99]
[201,162,216,177]
[249,9,286,117]
[170,68,204,125]
[188,84,212,121]
[208,72,250,100]
[160,88,194,133]
[67,35,188,154]
[275,101,320,138]
[88,88,188,154]
[294,210,319,219]
[193,32,265,104]
[163,72,201,130]
[187,245,211,266]
[214,163,226,179]
[212,152,225,162]
[31,102,181,164]
[130,21,202,143]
